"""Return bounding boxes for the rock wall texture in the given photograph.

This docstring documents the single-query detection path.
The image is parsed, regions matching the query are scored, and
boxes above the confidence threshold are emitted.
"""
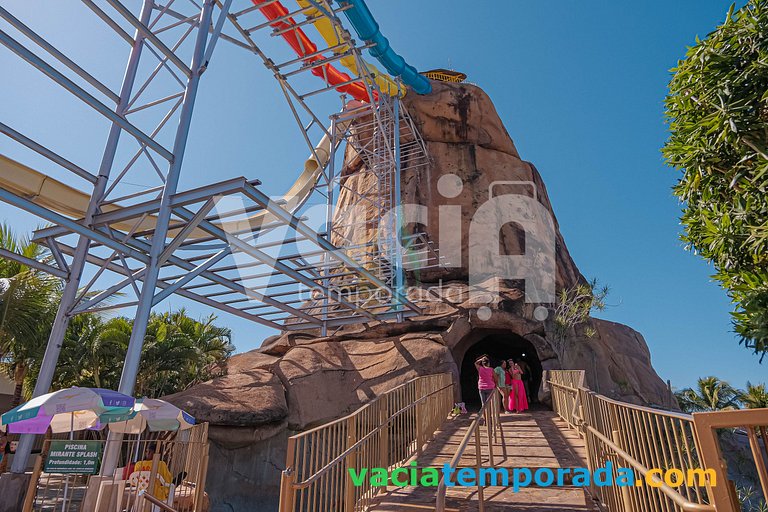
[166,80,671,511]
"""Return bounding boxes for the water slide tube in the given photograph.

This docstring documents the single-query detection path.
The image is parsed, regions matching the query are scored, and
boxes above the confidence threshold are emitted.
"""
[294,0,402,97]
[0,118,351,238]
[337,0,432,95]
[252,0,372,102]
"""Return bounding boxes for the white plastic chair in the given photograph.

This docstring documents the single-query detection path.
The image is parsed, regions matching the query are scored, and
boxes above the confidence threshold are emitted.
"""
[126,470,175,512]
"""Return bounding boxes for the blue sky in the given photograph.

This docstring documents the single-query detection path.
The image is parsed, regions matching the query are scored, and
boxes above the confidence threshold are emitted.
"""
[0,1,764,390]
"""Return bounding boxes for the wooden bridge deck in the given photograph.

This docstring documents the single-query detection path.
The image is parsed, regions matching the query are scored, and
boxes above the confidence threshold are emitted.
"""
[369,408,601,511]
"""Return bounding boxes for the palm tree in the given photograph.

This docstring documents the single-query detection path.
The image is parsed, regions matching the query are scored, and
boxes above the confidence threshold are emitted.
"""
[0,224,62,405]
[0,226,235,404]
[675,376,743,413]
[2,305,56,406]
[50,311,232,398]
[741,382,768,409]
[56,315,130,389]
[0,224,61,356]
[135,310,233,398]
[171,310,233,385]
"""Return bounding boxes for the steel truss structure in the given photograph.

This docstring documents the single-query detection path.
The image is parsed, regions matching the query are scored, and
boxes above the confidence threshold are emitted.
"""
[0,0,436,470]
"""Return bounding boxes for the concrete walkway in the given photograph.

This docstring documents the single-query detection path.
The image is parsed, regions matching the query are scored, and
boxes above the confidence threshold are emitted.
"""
[369,408,601,511]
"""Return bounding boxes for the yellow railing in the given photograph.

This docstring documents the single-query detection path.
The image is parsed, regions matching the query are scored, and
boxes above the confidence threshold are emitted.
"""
[579,388,715,512]
[547,369,585,429]
[435,387,507,512]
[549,370,768,512]
[549,370,714,511]
[278,373,454,512]
[692,409,768,512]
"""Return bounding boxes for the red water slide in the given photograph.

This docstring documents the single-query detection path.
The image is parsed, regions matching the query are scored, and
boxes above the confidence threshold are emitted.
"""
[252,0,372,102]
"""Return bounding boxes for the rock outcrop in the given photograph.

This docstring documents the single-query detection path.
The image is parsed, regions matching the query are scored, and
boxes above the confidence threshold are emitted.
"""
[166,80,671,511]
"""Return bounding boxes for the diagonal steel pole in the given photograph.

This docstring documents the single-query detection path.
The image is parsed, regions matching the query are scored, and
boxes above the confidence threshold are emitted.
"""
[10,0,156,473]
[115,0,215,397]
[101,0,216,477]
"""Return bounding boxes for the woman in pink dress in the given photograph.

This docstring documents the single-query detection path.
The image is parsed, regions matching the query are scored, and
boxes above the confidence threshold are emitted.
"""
[474,355,497,404]
[508,360,529,413]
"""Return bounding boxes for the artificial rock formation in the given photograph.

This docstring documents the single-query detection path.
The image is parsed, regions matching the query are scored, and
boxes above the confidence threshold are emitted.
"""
[166,81,670,511]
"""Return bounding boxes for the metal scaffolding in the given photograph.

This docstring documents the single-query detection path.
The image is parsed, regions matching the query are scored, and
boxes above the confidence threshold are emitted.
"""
[0,0,434,471]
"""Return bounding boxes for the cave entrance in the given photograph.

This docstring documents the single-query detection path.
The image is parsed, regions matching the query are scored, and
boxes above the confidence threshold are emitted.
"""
[457,332,543,410]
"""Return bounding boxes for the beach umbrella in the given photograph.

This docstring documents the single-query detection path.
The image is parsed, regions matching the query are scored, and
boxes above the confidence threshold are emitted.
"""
[0,387,134,434]
[101,399,195,433]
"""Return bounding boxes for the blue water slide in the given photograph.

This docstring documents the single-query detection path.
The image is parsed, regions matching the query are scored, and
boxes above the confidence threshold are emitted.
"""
[337,0,432,95]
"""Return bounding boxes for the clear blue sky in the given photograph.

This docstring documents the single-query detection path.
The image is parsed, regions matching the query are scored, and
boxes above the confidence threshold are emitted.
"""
[0,1,763,391]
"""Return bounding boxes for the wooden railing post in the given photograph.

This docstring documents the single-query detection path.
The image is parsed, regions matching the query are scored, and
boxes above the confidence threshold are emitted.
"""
[611,430,633,512]
[193,444,209,512]
[278,438,297,512]
[415,383,423,457]
[379,397,389,491]
[746,427,768,498]
[692,414,742,512]
[496,394,507,461]
[485,401,495,467]
[143,451,161,512]
[344,416,357,512]
[475,427,484,512]
[21,453,43,512]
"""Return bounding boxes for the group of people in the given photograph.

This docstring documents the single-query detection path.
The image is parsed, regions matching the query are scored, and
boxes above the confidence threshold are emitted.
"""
[475,355,530,413]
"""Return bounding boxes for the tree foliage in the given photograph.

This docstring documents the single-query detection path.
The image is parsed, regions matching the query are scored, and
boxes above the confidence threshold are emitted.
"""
[0,223,61,405]
[673,375,768,412]
[1,225,235,403]
[549,278,610,362]
[43,310,235,399]
[741,381,768,408]
[663,1,768,360]
[675,376,743,412]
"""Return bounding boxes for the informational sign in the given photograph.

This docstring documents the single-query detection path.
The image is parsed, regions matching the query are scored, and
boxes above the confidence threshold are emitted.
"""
[44,440,102,475]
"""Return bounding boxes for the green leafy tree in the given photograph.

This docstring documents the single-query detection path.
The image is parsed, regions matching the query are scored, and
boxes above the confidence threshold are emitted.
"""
[0,224,62,405]
[1,226,234,404]
[54,315,130,389]
[2,304,56,407]
[0,224,61,357]
[549,278,610,363]
[135,310,233,398]
[675,376,743,412]
[741,381,768,409]
[47,311,232,399]
[663,1,768,360]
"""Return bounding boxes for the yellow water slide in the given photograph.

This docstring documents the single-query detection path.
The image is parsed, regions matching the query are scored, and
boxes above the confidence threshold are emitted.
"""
[295,0,403,97]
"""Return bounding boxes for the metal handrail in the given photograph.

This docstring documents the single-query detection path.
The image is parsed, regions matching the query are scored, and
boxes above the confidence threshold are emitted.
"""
[582,386,694,422]
[141,492,179,512]
[435,388,506,512]
[291,375,447,437]
[548,371,716,512]
[292,382,454,489]
[584,424,715,512]
[278,373,455,512]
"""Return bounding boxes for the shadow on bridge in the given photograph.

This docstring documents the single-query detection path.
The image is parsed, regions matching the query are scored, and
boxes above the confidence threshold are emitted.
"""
[369,410,600,511]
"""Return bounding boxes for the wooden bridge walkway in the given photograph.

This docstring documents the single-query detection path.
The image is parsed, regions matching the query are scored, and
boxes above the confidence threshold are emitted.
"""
[278,372,764,512]
[369,408,601,511]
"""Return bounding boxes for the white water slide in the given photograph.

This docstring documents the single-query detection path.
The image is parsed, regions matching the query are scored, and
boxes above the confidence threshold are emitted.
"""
[0,127,341,237]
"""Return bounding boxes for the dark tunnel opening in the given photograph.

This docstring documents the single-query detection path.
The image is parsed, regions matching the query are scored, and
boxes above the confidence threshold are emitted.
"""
[458,333,543,410]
